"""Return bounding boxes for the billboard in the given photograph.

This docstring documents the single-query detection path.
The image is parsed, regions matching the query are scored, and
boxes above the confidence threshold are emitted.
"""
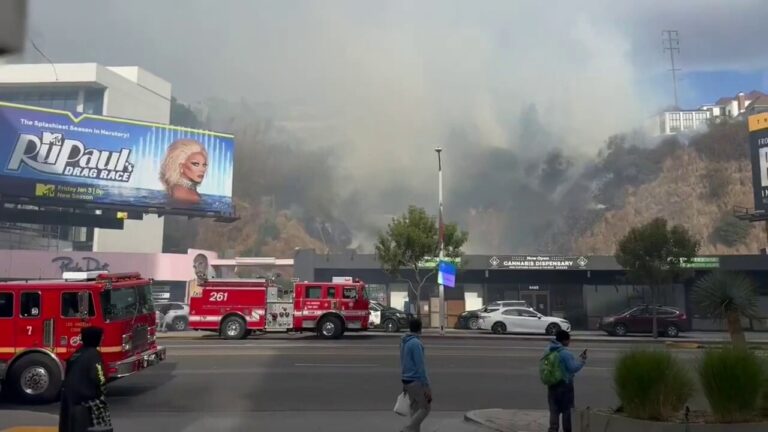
[750,113,768,212]
[0,102,234,216]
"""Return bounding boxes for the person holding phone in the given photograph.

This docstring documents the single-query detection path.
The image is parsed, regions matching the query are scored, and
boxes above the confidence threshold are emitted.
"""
[545,330,586,432]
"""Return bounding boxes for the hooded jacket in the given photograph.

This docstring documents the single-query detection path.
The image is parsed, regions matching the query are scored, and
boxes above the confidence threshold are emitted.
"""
[546,340,584,384]
[400,333,429,385]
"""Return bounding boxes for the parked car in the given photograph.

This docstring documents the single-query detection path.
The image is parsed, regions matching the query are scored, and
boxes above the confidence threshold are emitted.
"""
[156,301,190,331]
[458,300,530,330]
[479,306,570,335]
[368,301,409,332]
[598,305,689,338]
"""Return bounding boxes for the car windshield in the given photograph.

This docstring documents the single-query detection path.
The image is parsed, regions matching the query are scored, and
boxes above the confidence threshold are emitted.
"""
[101,284,154,321]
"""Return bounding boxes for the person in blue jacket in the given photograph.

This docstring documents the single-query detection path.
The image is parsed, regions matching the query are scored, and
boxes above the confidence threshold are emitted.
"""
[546,330,586,432]
[400,318,431,432]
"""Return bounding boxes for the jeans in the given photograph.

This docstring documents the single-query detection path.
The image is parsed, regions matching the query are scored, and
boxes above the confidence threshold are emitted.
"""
[402,382,431,432]
[548,381,575,432]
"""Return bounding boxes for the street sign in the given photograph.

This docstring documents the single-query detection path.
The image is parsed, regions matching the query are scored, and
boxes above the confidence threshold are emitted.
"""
[437,260,456,288]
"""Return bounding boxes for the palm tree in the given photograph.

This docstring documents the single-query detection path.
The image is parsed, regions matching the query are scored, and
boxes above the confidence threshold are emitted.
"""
[692,271,760,348]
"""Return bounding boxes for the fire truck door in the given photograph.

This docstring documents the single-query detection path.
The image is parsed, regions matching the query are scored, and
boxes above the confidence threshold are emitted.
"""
[16,291,47,350]
[341,287,357,311]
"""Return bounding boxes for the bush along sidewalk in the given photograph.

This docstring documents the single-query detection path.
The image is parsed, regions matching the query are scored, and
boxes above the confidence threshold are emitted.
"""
[578,347,768,431]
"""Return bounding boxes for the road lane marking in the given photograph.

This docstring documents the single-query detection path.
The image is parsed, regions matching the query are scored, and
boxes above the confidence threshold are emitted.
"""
[294,363,378,367]
[162,342,629,352]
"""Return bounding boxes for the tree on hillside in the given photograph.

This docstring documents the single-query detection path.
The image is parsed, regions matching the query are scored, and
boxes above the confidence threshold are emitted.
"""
[375,206,468,318]
[693,271,759,348]
[615,218,700,338]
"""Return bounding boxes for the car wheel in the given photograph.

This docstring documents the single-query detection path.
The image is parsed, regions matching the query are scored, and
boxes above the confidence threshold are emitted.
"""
[613,323,628,337]
[491,322,507,335]
[8,353,62,403]
[221,316,247,340]
[172,317,188,331]
[318,316,344,339]
[545,323,561,336]
[384,319,399,333]
[467,317,480,330]
[665,325,680,338]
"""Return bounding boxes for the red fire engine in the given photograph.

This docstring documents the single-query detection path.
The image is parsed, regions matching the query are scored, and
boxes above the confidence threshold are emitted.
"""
[189,276,371,339]
[0,271,166,403]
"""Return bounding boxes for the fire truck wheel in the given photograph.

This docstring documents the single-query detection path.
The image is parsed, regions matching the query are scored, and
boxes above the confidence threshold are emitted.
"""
[8,353,62,403]
[221,316,247,340]
[318,316,343,339]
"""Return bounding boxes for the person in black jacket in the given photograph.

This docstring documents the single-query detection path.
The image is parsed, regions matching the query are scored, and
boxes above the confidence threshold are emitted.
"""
[59,326,113,432]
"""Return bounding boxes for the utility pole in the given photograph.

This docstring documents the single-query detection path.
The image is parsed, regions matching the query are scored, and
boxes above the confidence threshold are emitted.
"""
[435,147,445,336]
[662,30,681,108]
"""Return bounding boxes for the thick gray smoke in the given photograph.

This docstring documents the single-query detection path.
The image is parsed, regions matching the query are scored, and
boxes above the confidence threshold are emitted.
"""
[18,0,768,253]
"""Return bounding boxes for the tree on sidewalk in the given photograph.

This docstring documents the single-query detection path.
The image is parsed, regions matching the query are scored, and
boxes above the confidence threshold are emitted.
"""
[693,271,759,348]
[375,205,467,318]
[615,217,699,339]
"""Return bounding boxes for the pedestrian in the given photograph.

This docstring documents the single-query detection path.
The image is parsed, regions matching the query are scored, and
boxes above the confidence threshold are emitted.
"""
[59,326,113,432]
[400,317,431,432]
[156,309,168,333]
[544,330,585,432]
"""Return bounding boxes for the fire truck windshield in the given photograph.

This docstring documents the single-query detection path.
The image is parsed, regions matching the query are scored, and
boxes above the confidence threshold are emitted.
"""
[100,284,154,321]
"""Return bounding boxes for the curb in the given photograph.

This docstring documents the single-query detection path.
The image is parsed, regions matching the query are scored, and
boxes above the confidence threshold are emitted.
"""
[156,332,768,345]
[464,410,508,432]
[463,409,546,432]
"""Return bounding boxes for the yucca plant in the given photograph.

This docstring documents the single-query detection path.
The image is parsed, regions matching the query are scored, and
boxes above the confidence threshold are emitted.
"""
[614,350,694,421]
[699,348,765,422]
[693,271,760,348]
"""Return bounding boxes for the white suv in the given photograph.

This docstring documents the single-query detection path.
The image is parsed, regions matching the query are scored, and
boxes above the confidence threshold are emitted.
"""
[156,302,190,331]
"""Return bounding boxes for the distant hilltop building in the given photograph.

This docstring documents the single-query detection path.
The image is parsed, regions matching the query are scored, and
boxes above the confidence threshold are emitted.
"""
[648,90,767,137]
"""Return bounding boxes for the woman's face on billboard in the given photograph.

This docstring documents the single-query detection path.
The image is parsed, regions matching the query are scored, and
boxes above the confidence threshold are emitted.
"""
[181,151,208,183]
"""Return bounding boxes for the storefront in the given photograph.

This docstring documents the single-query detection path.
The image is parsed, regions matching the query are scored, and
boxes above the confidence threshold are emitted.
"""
[293,249,768,331]
[0,248,220,303]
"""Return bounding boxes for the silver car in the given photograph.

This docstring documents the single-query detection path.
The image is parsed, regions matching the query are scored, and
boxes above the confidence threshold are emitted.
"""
[156,302,190,331]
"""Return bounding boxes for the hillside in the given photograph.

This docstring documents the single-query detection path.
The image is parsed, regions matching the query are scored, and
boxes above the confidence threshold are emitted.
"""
[572,141,763,255]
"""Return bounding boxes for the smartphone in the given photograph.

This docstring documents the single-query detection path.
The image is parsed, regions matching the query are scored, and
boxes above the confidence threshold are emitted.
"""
[581,349,588,357]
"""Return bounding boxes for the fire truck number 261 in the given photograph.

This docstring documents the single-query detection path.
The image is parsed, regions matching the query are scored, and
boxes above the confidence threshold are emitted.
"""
[209,292,228,302]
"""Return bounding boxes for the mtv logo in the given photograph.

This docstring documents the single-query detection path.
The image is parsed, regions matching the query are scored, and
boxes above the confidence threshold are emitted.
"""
[42,132,63,146]
[35,183,56,197]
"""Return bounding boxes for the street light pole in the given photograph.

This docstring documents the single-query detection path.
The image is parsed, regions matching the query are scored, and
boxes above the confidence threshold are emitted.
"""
[435,147,445,336]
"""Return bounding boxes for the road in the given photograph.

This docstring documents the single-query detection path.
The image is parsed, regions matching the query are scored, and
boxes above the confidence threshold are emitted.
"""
[0,334,710,431]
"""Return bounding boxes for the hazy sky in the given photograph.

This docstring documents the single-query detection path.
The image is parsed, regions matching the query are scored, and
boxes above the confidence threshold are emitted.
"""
[15,0,768,251]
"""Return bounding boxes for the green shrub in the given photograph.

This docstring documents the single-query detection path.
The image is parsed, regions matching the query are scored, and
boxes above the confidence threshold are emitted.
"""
[713,214,751,247]
[614,350,694,421]
[699,348,765,422]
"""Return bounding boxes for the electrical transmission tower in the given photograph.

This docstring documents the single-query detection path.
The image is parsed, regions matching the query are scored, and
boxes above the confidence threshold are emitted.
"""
[662,30,681,108]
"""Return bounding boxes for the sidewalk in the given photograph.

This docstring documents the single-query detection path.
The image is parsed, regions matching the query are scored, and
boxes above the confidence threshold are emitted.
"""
[0,410,57,431]
[158,329,768,345]
[0,409,532,432]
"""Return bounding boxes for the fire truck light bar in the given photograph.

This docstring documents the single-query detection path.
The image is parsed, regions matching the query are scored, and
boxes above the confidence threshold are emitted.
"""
[63,271,109,281]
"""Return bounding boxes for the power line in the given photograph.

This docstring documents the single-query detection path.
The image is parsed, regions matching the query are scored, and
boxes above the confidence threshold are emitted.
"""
[28,37,58,81]
[662,30,681,108]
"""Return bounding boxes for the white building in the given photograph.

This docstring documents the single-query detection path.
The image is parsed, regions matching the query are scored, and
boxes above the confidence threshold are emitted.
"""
[0,63,172,253]
[710,91,766,118]
[647,108,711,136]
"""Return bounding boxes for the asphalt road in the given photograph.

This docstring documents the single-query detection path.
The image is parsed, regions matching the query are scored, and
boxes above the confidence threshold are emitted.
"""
[0,335,711,431]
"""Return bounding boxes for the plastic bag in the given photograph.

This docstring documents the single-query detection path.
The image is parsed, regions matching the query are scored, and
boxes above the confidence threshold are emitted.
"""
[394,391,410,416]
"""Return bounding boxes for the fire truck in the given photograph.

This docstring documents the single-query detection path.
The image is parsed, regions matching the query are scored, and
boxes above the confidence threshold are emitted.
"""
[0,271,166,403]
[189,276,371,339]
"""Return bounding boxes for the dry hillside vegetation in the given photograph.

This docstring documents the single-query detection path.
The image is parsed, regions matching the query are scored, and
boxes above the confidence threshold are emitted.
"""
[573,149,762,255]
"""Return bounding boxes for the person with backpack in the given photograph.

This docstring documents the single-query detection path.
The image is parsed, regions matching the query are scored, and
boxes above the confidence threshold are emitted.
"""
[540,329,586,432]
